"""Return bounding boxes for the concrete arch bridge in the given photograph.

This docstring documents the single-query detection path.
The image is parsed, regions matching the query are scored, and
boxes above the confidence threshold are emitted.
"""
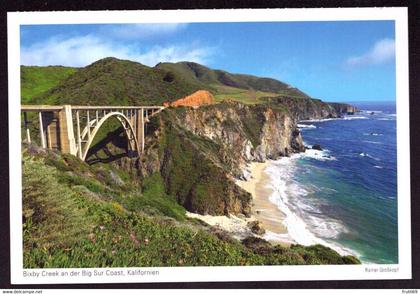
[21,105,164,161]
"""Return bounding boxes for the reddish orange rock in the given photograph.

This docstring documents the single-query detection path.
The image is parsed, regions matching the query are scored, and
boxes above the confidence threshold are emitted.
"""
[170,90,215,108]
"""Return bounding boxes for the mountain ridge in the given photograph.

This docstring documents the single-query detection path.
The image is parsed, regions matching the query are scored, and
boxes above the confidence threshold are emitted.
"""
[22,57,321,106]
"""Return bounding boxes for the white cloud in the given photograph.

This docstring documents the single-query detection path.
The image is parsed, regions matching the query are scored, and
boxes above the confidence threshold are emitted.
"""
[107,23,188,39]
[21,35,214,67]
[345,38,395,67]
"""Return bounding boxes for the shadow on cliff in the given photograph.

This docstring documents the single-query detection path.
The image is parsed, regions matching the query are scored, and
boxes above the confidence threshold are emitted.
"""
[85,127,133,165]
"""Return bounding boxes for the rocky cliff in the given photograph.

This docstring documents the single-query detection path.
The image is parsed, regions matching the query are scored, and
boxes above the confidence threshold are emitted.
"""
[262,96,339,120]
[137,101,305,216]
[168,90,215,108]
[328,102,358,115]
[86,97,354,217]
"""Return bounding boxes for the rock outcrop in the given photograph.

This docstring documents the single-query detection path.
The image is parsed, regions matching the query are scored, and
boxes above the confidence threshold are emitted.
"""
[263,96,339,121]
[328,102,358,115]
[88,97,355,217]
[169,90,215,108]
[139,101,306,216]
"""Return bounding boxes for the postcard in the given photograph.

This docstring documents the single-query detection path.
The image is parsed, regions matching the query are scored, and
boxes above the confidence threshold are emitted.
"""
[8,7,410,284]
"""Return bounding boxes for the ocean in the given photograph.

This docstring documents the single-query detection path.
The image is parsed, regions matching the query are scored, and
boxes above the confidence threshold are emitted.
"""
[265,101,397,264]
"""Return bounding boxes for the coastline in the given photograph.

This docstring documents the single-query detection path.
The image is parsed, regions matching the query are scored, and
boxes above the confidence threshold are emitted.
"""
[236,162,290,240]
[187,160,295,246]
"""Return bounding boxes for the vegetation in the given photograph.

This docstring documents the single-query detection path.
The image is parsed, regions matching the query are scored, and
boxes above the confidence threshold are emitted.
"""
[158,111,250,215]
[29,57,201,106]
[156,61,311,105]
[21,58,316,107]
[21,66,78,104]
[22,146,359,268]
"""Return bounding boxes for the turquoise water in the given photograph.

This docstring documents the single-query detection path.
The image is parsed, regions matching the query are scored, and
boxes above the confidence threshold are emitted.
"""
[269,102,397,264]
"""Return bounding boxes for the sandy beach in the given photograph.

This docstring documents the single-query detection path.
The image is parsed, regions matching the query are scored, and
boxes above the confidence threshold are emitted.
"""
[187,161,293,246]
[236,162,288,236]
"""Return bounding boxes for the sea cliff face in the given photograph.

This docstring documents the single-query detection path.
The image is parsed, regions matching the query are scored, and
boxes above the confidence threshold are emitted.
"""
[138,101,310,216]
[169,101,305,167]
[263,96,356,120]
[328,102,358,114]
[93,98,353,217]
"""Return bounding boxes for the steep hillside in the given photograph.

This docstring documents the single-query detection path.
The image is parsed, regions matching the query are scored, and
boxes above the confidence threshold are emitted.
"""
[22,58,327,108]
[21,65,78,104]
[135,101,305,215]
[156,61,311,103]
[22,142,360,267]
[28,57,201,106]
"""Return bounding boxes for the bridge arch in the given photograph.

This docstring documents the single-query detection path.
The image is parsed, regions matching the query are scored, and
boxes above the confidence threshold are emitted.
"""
[80,111,139,161]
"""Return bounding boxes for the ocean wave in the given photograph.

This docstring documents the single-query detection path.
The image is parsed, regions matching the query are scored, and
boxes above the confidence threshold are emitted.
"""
[359,152,380,161]
[342,116,369,120]
[361,110,383,114]
[304,148,336,161]
[377,118,395,121]
[374,165,383,169]
[362,140,384,145]
[363,132,383,136]
[265,160,359,257]
[297,123,317,129]
[300,116,368,123]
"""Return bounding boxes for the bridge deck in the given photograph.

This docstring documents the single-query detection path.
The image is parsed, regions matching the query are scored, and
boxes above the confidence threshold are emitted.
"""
[21,104,165,160]
[21,105,165,112]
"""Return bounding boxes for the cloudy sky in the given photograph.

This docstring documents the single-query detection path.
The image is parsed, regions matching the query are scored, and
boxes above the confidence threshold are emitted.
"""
[20,21,395,102]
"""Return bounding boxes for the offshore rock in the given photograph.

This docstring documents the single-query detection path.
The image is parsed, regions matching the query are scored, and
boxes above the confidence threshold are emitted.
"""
[312,144,323,151]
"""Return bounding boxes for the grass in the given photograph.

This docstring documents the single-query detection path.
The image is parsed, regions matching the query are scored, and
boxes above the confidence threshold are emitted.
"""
[21,66,78,104]
[158,112,252,215]
[125,173,187,221]
[213,88,279,105]
[22,149,360,268]
[29,58,201,106]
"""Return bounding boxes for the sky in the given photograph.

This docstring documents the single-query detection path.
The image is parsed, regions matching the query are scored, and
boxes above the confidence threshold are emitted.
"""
[20,21,396,102]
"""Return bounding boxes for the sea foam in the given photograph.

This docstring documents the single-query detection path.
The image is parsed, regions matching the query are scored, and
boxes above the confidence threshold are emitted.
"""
[297,123,317,129]
[300,116,368,123]
[264,153,359,257]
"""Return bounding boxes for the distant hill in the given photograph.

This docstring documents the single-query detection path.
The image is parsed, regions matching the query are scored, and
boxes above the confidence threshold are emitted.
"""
[21,66,78,104]
[156,61,311,103]
[24,57,201,106]
[22,58,314,106]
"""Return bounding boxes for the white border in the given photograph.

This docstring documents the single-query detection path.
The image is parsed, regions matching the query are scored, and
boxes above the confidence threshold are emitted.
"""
[8,8,410,284]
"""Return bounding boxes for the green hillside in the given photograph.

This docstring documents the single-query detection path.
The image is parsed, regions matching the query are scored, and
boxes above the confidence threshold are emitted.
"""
[27,57,201,106]
[21,66,78,104]
[23,144,359,267]
[21,58,316,106]
[156,61,311,104]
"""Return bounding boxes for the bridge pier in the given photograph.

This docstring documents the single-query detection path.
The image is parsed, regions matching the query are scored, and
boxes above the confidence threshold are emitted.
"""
[58,105,77,155]
[136,109,145,154]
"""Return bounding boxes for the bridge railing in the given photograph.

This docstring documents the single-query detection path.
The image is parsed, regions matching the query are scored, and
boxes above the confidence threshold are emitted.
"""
[21,105,165,161]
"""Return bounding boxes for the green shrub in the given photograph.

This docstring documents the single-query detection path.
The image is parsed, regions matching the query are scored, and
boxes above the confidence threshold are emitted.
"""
[22,155,90,251]
[125,173,186,221]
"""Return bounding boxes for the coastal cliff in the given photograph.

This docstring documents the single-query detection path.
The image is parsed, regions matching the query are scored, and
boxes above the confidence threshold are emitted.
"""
[137,101,318,216]
[328,102,358,115]
[263,96,356,120]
